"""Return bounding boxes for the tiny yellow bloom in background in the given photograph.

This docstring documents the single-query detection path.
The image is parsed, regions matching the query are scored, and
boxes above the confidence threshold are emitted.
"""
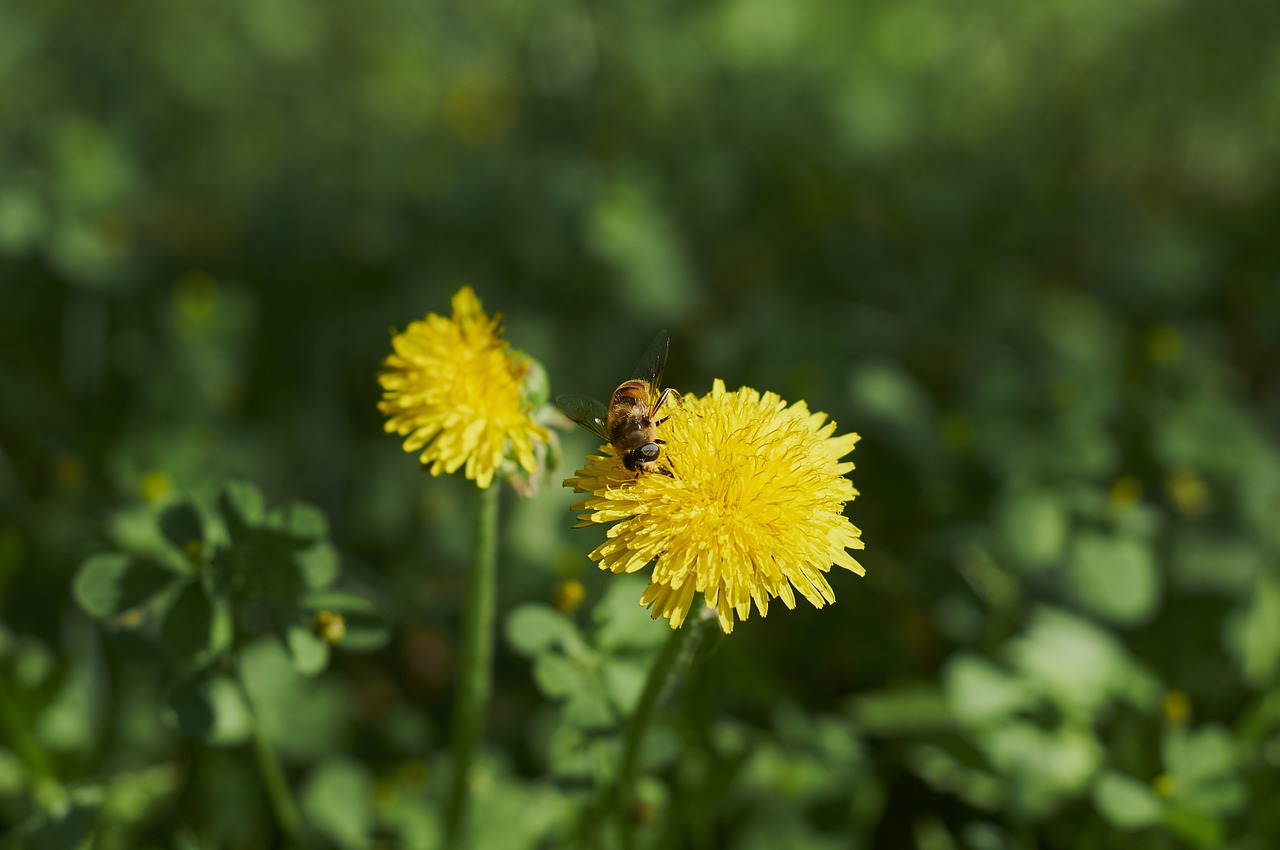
[1146,324,1183,364]
[1165,467,1210,517]
[565,379,865,634]
[1162,690,1191,728]
[552,579,587,613]
[1110,475,1143,509]
[379,286,550,489]
[140,470,173,504]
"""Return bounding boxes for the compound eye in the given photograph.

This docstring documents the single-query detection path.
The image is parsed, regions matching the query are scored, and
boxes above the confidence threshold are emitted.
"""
[639,443,661,462]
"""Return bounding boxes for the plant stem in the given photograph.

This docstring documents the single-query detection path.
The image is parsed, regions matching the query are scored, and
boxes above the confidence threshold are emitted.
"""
[616,618,704,850]
[239,674,306,848]
[445,483,500,850]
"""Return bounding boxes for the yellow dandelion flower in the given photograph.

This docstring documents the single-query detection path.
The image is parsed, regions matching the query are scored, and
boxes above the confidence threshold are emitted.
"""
[379,286,550,489]
[565,379,865,633]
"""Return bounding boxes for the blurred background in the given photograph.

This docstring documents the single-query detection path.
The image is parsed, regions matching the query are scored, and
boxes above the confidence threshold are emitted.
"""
[2,0,1280,847]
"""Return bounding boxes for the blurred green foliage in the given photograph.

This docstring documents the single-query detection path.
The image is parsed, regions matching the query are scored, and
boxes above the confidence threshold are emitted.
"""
[3,0,1280,848]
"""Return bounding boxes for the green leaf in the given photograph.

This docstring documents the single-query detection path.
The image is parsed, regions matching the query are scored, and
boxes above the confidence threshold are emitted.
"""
[284,623,330,677]
[849,687,953,737]
[166,676,251,746]
[1163,805,1224,849]
[532,652,584,699]
[905,744,1004,811]
[73,553,177,620]
[1231,573,1280,688]
[10,634,55,688]
[34,618,102,755]
[237,528,312,594]
[239,638,349,763]
[269,500,330,542]
[593,576,668,652]
[158,500,204,554]
[1171,531,1262,596]
[101,763,184,827]
[300,757,374,850]
[996,488,1067,572]
[1007,607,1159,720]
[846,361,934,429]
[160,580,231,666]
[1162,724,1247,817]
[300,589,390,651]
[469,765,573,850]
[1092,770,1163,830]
[978,721,1101,817]
[600,655,648,714]
[296,541,340,590]
[506,604,583,657]
[0,748,25,797]
[219,480,265,540]
[943,654,1032,728]
[562,683,616,729]
[2,797,99,850]
[1064,532,1160,627]
[217,486,340,594]
[546,722,619,781]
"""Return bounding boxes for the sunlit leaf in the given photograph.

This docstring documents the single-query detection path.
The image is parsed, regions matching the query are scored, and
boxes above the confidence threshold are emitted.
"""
[0,747,26,797]
[166,676,251,746]
[943,653,1032,727]
[1007,607,1159,720]
[996,488,1067,572]
[906,744,1004,811]
[593,576,667,652]
[849,687,952,737]
[284,623,330,677]
[470,761,573,850]
[1162,724,1247,817]
[296,541,340,590]
[978,721,1101,817]
[239,638,349,763]
[300,757,373,850]
[599,655,648,714]
[506,603,583,657]
[531,652,585,699]
[1064,532,1160,627]
[1229,573,1280,688]
[101,763,184,827]
[1092,770,1163,830]
[218,480,265,540]
[34,623,102,755]
[269,500,329,542]
[73,553,177,620]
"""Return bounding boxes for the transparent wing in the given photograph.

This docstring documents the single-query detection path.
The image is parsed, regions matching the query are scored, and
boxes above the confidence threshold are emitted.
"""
[556,394,610,442]
[630,330,670,395]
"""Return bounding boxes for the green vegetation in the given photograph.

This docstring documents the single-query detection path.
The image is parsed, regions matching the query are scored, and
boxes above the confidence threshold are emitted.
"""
[2,0,1279,848]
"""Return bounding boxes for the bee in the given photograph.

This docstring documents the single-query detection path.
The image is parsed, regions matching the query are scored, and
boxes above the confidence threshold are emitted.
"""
[557,330,679,477]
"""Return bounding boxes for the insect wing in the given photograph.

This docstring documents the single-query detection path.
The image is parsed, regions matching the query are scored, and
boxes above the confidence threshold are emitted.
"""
[556,394,610,442]
[630,330,670,404]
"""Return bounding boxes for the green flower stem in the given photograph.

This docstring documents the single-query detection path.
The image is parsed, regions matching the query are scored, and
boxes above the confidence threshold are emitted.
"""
[238,674,306,849]
[616,617,706,850]
[445,482,500,850]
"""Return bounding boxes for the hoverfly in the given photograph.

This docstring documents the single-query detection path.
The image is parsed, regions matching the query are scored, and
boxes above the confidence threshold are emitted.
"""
[557,330,679,477]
